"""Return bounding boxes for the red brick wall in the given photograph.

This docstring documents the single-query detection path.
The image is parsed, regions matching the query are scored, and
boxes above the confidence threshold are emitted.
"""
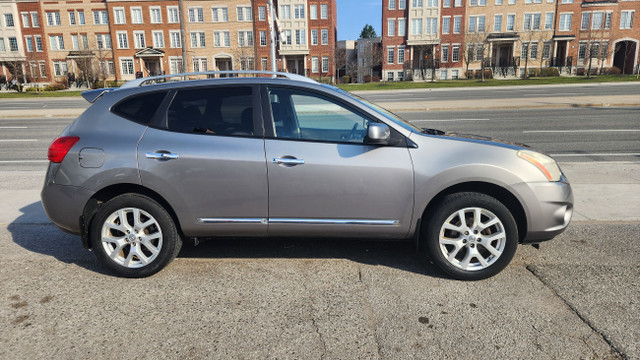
[17,1,51,81]
[440,0,465,69]
[381,0,408,73]
[308,0,337,78]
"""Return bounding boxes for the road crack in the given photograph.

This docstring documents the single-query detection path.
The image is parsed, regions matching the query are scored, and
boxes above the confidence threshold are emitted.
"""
[526,265,626,359]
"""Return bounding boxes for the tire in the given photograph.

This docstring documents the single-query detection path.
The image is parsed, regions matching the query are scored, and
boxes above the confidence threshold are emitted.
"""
[422,192,518,281]
[89,194,182,278]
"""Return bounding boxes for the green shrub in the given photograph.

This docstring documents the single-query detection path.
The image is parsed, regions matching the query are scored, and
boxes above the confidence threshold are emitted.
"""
[44,82,67,91]
[606,66,621,75]
[540,67,560,77]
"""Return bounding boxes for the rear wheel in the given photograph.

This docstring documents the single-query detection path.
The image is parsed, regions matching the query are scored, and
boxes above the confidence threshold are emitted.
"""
[90,194,182,278]
[423,192,518,280]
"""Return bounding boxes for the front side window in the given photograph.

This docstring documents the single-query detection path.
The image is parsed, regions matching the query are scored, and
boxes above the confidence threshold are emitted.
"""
[167,87,254,137]
[268,87,373,144]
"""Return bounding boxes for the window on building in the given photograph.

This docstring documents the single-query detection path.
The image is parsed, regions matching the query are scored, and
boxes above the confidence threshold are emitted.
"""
[150,7,162,23]
[261,58,268,70]
[170,31,181,48]
[238,31,253,47]
[591,12,603,30]
[604,12,612,29]
[411,18,423,34]
[69,11,76,25]
[280,5,291,19]
[494,14,502,31]
[455,0,462,6]
[31,12,39,27]
[398,46,405,63]
[169,57,183,74]
[322,56,329,72]
[190,31,205,48]
[398,18,406,36]
[320,5,328,19]
[21,12,30,27]
[388,72,395,81]
[99,60,115,75]
[35,36,43,51]
[388,19,396,36]
[281,30,292,45]
[96,34,112,49]
[120,58,134,75]
[387,47,395,64]
[93,11,108,25]
[443,17,451,34]
[559,14,572,31]
[452,45,460,62]
[389,0,396,9]
[130,8,142,24]
[193,57,208,72]
[49,35,64,50]
[212,7,228,22]
[441,45,449,62]
[496,0,503,5]
[453,16,461,33]
[240,57,254,70]
[295,29,305,45]
[113,8,125,24]
[152,31,164,48]
[311,29,318,45]
[444,0,451,7]
[545,12,553,30]
[237,7,252,21]
[25,36,34,52]
[4,13,14,27]
[189,7,203,22]
[53,61,68,76]
[521,42,529,58]
[310,5,317,19]
[294,4,305,19]
[77,11,85,25]
[578,42,587,59]
[542,42,551,59]
[0,38,5,52]
[475,44,484,60]
[46,12,61,26]
[72,35,79,50]
[132,31,144,48]
[312,56,319,72]
[260,31,267,46]
[580,12,590,30]
[426,17,437,34]
[530,42,538,59]
[506,14,515,31]
[117,32,128,49]
[167,7,179,23]
[399,0,407,9]
[620,11,634,29]
[469,16,485,32]
[39,61,47,77]
[321,29,328,45]
[413,0,424,7]
[440,70,447,80]
[452,70,459,79]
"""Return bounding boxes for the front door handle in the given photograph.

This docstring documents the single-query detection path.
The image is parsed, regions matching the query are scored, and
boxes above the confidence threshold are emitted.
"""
[146,152,179,160]
[272,157,304,166]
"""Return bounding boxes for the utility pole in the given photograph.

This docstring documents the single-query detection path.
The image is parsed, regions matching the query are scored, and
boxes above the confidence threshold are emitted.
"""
[268,0,277,73]
[178,0,188,76]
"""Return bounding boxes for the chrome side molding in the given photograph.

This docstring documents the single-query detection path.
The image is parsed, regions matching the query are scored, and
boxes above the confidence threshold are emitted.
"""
[197,218,399,226]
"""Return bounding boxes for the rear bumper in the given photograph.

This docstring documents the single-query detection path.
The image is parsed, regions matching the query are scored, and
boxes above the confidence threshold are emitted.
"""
[41,171,94,235]
[515,179,574,244]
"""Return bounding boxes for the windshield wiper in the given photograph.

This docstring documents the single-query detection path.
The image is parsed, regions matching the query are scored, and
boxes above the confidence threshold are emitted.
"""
[422,128,445,135]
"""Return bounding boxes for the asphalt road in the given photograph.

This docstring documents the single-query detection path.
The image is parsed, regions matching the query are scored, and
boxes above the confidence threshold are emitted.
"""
[356,81,640,103]
[0,107,637,171]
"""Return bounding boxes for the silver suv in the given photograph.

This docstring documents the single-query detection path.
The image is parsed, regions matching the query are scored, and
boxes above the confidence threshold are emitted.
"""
[41,71,573,280]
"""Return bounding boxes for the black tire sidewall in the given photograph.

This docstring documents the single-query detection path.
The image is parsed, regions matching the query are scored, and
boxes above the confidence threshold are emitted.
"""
[90,194,181,278]
[423,192,518,281]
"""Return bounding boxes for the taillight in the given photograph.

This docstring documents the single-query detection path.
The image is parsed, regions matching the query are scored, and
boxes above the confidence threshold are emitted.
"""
[48,136,80,163]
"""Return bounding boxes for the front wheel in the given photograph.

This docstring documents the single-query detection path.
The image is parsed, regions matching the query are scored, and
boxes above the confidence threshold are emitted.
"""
[422,192,518,281]
[90,194,182,278]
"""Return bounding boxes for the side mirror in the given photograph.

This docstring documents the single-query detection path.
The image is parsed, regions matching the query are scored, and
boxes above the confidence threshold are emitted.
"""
[365,123,391,145]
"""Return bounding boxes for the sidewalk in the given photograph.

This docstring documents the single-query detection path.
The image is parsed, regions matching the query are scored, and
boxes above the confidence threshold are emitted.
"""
[1,162,639,225]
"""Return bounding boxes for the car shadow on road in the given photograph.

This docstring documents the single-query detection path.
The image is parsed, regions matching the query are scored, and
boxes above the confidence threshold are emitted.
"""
[9,201,445,278]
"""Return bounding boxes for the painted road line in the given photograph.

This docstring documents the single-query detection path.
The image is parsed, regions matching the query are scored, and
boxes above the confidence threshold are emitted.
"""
[550,153,640,157]
[0,126,28,129]
[0,160,48,163]
[0,139,38,142]
[412,118,491,122]
[524,129,640,133]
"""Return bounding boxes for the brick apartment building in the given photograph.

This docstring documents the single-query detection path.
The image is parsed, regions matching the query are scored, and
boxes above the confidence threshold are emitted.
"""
[0,0,337,86]
[381,0,639,80]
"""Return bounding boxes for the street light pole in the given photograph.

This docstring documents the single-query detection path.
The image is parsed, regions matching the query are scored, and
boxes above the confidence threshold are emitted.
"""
[268,0,277,73]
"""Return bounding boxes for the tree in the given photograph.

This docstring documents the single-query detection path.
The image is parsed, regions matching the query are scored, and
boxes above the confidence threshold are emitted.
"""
[359,24,377,39]
[461,32,488,80]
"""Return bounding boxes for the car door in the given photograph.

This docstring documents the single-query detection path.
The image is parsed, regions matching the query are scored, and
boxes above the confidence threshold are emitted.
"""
[137,84,268,237]
[262,85,414,238]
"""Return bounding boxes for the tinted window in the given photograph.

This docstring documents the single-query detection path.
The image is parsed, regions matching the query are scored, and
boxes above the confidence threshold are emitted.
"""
[166,86,254,136]
[111,91,168,124]
[268,87,371,143]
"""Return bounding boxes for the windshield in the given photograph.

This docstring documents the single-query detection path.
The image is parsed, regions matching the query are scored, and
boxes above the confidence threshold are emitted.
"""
[333,88,423,133]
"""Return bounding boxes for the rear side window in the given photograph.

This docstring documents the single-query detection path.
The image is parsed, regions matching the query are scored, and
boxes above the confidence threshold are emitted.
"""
[166,86,254,136]
[111,91,168,125]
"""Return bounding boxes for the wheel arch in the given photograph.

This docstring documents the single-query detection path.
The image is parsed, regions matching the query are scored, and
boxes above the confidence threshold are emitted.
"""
[81,183,183,249]
[419,181,528,243]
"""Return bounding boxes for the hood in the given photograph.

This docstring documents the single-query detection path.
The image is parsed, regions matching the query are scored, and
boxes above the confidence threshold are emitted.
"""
[419,128,531,151]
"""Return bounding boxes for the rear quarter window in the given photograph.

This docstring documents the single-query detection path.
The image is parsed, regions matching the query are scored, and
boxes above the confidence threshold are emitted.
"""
[111,91,168,125]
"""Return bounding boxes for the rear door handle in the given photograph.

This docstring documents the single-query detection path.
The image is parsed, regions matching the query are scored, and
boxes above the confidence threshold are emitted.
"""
[272,157,304,166]
[146,152,179,160]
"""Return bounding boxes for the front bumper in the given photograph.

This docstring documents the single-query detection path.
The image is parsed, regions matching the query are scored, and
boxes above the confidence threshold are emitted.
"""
[41,167,94,235]
[513,179,574,243]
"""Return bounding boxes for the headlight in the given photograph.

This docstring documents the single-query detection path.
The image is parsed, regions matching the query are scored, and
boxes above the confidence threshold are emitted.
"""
[517,150,562,182]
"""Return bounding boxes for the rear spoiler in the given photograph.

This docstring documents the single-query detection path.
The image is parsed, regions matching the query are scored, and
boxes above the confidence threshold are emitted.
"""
[81,88,117,103]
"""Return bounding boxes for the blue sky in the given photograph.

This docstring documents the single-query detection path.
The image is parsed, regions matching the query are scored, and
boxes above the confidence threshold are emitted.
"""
[337,0,381,41]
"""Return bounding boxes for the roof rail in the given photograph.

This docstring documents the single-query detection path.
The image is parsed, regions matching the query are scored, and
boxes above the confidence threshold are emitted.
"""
[119,70,318,89]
